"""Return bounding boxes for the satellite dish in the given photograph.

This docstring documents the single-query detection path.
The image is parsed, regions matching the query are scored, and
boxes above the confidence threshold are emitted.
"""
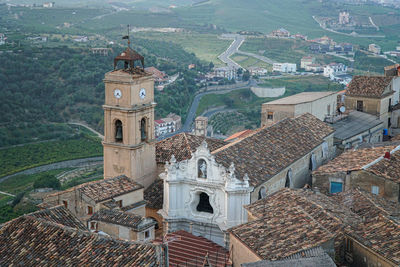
[340,106,346,113]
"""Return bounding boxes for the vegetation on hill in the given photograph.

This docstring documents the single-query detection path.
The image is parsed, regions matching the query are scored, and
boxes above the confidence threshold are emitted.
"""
[0,135,102,178]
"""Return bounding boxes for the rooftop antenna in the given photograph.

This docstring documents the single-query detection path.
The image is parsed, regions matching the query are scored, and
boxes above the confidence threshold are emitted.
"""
[122,24,131,48]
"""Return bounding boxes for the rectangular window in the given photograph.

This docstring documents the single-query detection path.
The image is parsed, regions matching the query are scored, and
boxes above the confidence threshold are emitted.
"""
[116,200,123,208]
[356,100,363,112]
[267,112,273,120]
[87,206,93,215]
[90,221,97,230]
[144,230,150,239]
[372,186,380,195]
[330,182,343,194]
[62,200,68,209]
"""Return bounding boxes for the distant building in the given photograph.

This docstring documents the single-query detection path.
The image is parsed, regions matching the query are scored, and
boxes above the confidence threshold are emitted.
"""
[194,116,208,137]
[305,64,323,72]
[90,48,112,56]
[323,63,347,79]
[144,66,168,84]
[248,66,268,76]
[73,36,88,42]
[339,11,350,25]
[154,113,181,138]
[301,56,316,69]
[272,62,297,73]
[43,2,54,8]
[214,66,237,80]
[0,33,6,45]
[27,36,47,43]
[188,63,196,69]
[261,91,338,127]
[293,33,307,40]
[270,28,290,38]
[369,43,381,54]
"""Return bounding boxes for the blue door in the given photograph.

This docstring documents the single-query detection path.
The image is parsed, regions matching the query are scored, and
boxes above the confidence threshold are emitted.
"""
[330,182,343,194]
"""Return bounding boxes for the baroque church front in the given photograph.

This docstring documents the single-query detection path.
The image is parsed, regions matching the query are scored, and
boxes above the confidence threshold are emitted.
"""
[159,141,253,246]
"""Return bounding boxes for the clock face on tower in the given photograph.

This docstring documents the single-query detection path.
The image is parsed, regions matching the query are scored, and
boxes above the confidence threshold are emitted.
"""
[114,89,122,99]
[139,88,146,100]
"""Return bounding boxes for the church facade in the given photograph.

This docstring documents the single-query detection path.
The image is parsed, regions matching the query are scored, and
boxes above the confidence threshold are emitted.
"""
[159,141,253,246]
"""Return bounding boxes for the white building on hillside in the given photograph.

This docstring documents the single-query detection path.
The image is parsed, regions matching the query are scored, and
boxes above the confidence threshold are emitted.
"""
[324,63,347,79]
[273,63,297,73]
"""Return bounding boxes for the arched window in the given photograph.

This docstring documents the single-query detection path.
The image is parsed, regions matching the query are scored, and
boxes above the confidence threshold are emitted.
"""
[258,186,266,200]
[196,192,213,214]
[115,120,123,142]
[198,159,207,178]
[285,169,292,188]
[140,118,147,141]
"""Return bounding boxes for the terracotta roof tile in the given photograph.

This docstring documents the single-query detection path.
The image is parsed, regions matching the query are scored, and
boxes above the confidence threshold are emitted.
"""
[47,175,143,203]
[0,216,161,266]
[366,150,400,183]
[332,187,400,220]
[346,76,393,98]
[313,145,396,175]
[30,205,87,230]
[144,178,163,210]
[346,215,400,265]
[89,209,155,231]
[231,200,335,260]
[154,230,230,267]
[224,129,254,142]
[213,114,334,186]
[156,133,227,163]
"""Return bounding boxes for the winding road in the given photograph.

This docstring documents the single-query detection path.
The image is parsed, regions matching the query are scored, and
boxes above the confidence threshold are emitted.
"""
[158,81,254,140]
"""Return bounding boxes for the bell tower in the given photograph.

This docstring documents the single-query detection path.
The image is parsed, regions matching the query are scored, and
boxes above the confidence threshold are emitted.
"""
[102,41,156,188]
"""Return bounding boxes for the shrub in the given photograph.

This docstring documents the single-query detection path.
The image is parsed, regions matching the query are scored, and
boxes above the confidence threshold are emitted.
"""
[33,173,61,190]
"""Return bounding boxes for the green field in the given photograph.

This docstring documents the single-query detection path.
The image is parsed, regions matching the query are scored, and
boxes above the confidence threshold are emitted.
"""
[0,135,102,178]
[230,54,271,70]
[135,32,230,64]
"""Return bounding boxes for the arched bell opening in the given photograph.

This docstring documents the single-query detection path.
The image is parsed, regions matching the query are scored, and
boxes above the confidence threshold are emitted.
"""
[140,118,147,142]
[115,120,123,143]
[196,192,213,214]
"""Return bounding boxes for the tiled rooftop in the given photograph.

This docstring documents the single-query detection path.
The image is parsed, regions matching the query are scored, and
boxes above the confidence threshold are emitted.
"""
[89,209,153,230]
[241,188,400,264]
[242,246,336,267]
[31,205,86,230]
[313,145,396,174]
[332,187,400,220]
[230,201,335,260]
[366,150,400,183]
[154,230,230,267]
[0,216,161,266]
[346,76,393,98]
[213,113,334,186]
[156,133,227,163]
[347,215,400,265]
[144,178,163,210]
[47,175,143,203]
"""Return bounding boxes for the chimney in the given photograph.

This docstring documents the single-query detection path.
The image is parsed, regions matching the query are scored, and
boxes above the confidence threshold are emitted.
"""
[384,151,391,159]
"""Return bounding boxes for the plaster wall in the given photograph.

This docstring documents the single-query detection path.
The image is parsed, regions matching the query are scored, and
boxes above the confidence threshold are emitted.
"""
[229,233,261,267]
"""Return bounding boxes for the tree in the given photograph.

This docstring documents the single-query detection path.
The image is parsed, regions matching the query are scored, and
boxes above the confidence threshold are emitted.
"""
[33,173,61,189]
[242,70,250,81]
[209,62,214,70]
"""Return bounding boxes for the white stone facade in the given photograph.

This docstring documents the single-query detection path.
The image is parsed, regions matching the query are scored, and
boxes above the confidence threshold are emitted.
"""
[160,141,253,247]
